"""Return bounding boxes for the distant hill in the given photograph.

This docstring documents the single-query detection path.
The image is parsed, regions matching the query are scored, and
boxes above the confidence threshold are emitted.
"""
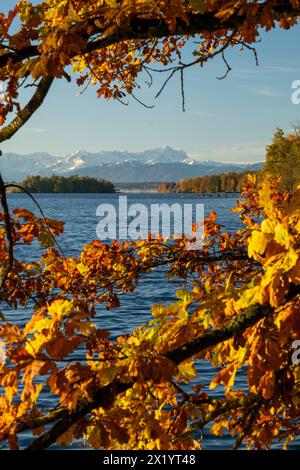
[70,161,263,183]
[1,147,263,183]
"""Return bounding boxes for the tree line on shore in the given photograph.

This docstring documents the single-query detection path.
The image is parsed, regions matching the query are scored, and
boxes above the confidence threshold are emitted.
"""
[157,171,250,194]
[10,175,115,193]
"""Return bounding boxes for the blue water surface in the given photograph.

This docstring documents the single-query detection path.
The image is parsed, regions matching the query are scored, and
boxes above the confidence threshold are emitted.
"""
[3,193,296,450]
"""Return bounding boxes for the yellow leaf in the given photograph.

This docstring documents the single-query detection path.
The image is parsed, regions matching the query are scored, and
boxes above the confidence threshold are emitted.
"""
[48,299,74,319]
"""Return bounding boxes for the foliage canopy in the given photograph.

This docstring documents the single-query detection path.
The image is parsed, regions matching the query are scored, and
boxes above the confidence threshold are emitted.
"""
[263,128,300,193]
[1,0,300,133]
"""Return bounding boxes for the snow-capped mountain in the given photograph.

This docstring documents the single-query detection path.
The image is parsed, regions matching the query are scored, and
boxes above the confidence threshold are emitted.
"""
[0,152,58,182]
[0,147,263,183]
[49,147,188,174]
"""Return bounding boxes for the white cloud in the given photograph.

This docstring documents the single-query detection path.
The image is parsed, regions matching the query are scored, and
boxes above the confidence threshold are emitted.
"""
[24,127,49,133]
[188,141,265,163]
[254,88,280,97]
[264,65,300,73]
[189,110,213,117]
[232,68,259,77]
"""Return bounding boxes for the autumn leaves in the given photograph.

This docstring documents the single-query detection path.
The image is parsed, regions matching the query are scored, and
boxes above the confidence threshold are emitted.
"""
[0,176,300,448]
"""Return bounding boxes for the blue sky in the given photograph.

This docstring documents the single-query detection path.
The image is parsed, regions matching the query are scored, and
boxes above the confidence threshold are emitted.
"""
[2,1,300,162]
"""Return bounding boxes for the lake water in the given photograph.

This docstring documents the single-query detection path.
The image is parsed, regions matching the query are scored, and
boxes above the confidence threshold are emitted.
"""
[3,193,293,450]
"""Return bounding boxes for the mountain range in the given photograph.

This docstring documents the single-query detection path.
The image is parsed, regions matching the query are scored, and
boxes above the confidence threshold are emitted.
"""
[0,147,263,183]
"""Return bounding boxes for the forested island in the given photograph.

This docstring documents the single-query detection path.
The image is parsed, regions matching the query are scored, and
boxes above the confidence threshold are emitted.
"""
[12,175,115,193]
